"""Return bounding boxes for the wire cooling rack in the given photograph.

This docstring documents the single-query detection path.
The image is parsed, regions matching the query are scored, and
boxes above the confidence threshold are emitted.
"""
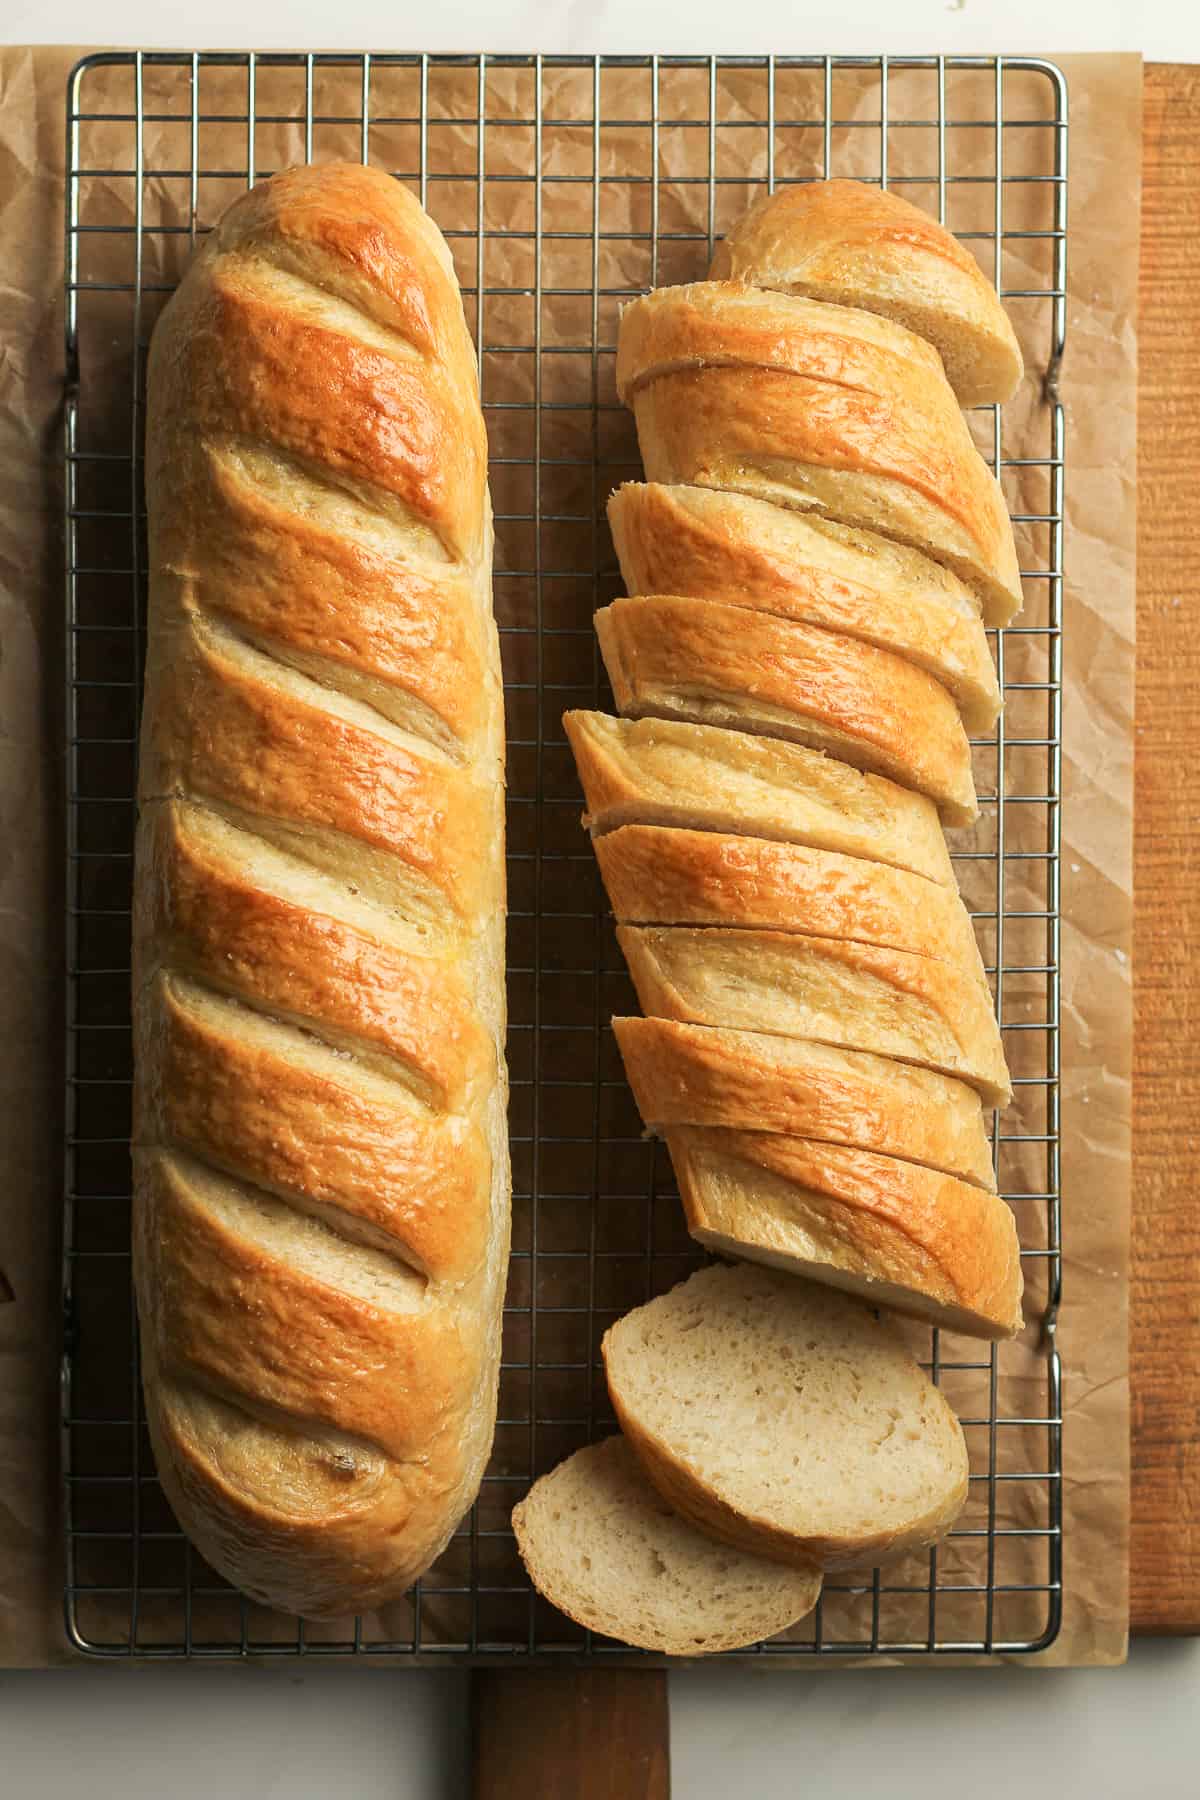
[62,50,1066,1660]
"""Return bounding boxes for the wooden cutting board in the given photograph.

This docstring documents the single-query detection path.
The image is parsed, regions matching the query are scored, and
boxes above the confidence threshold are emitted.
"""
[1130,60,1200,1638]
[472,59,1200,1798]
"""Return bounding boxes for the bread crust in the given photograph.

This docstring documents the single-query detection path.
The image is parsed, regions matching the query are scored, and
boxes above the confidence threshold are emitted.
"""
[618,923,1009,1105]
[595,594,978,824]
[669,1128,1023,1339]
[594,825,987,980]
[134,163,508,1617]
[565,712,954,885]
[617,283,1022,624]
[613,1016,995,1189]
[511,1435,821,1655]
[607,483,1000,733]
[710,179,1024,406]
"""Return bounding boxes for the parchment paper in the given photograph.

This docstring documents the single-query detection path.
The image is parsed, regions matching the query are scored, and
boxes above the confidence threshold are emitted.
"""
[0,47,1137,1667]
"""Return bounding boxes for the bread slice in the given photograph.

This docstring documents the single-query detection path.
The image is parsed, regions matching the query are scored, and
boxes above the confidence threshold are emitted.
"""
[511,1435,821,1654]
[613,1016,995,1189]
[594,826,986,983]
[669,1128,1023,1339]
[607,484,1001,733]
[564,711,954,887]
[617,283,1022,625]
[604,1263,970,1570]
[709,179,1024,407]
[595,595,978,825]
[618,924,1009,1106]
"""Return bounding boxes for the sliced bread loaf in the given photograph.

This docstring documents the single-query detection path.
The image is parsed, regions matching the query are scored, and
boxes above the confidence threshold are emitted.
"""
[668,1127,1024,1339]
[604,1263,970,1570]
[511,1434,821,1654]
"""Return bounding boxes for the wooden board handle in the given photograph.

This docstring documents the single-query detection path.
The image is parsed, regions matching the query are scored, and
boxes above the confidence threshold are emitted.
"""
[471,1671,669,1800]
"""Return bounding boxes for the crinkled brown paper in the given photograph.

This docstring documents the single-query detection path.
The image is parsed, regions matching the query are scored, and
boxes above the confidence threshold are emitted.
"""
[0,47,1136,1666]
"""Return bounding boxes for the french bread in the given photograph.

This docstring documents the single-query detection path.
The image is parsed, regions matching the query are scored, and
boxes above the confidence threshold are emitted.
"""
[612,1016,996,1189]
[607,483,1001,733]
[511,1436,821,1654]
[617,282,1022,624]
[604,1264,970,1570]
[618,924,1010,1106]
[709,178,1024,406]
[564,712,955,886]
[593,825,987,979]
[595,595,979,824]
[669,1128,1023,1339]
[133,163,508,1619]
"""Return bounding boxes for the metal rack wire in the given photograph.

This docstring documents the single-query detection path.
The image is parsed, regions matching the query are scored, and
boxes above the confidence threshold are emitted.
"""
[62,50,1066,1660]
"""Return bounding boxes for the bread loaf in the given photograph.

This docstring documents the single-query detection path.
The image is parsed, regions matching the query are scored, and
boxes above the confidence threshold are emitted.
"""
[134,163,508,1618]
[669,1128,1023,1339]
[512,1436,821,1654]
[564,712,955,886]
[710,178,1024,406]
[613,1017,996,1189]
[595,594,978,823]
[617,283,1022,624]
[607,483,1001,733]
[604,1264,970,1570]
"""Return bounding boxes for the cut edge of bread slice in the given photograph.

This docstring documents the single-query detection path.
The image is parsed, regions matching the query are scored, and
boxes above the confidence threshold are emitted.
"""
[603,1262,970,1572]
[511,1434,821,1655]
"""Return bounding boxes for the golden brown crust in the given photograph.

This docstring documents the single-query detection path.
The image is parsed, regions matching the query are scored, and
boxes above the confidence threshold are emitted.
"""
[617,924,1009,1106]
[595,595,978,824]
[668,1127,1023,1338]
[613,1016,995,1189]
[150,439,493,755]
[136,802,492,1115]
[565,711,954,886]
[606,484,1000,733]
[710,179,1024,406]
[135,164,508,1618]
[137,973,492,1285]
[139,613,490,930]
[594,825,986,979]
[135,1151,469,1462]
[617,283,1022,624]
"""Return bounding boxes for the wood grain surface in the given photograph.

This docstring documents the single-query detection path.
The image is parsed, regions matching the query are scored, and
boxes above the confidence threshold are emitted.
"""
[472,1670,669,1799]
[1130,61,1200,1637]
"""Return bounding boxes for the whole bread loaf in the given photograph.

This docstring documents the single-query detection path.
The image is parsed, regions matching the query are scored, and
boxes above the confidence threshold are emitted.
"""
[133,163,508,1619]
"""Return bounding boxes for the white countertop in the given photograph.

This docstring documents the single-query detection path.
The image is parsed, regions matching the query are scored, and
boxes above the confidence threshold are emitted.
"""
[4,3,1198,1793]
